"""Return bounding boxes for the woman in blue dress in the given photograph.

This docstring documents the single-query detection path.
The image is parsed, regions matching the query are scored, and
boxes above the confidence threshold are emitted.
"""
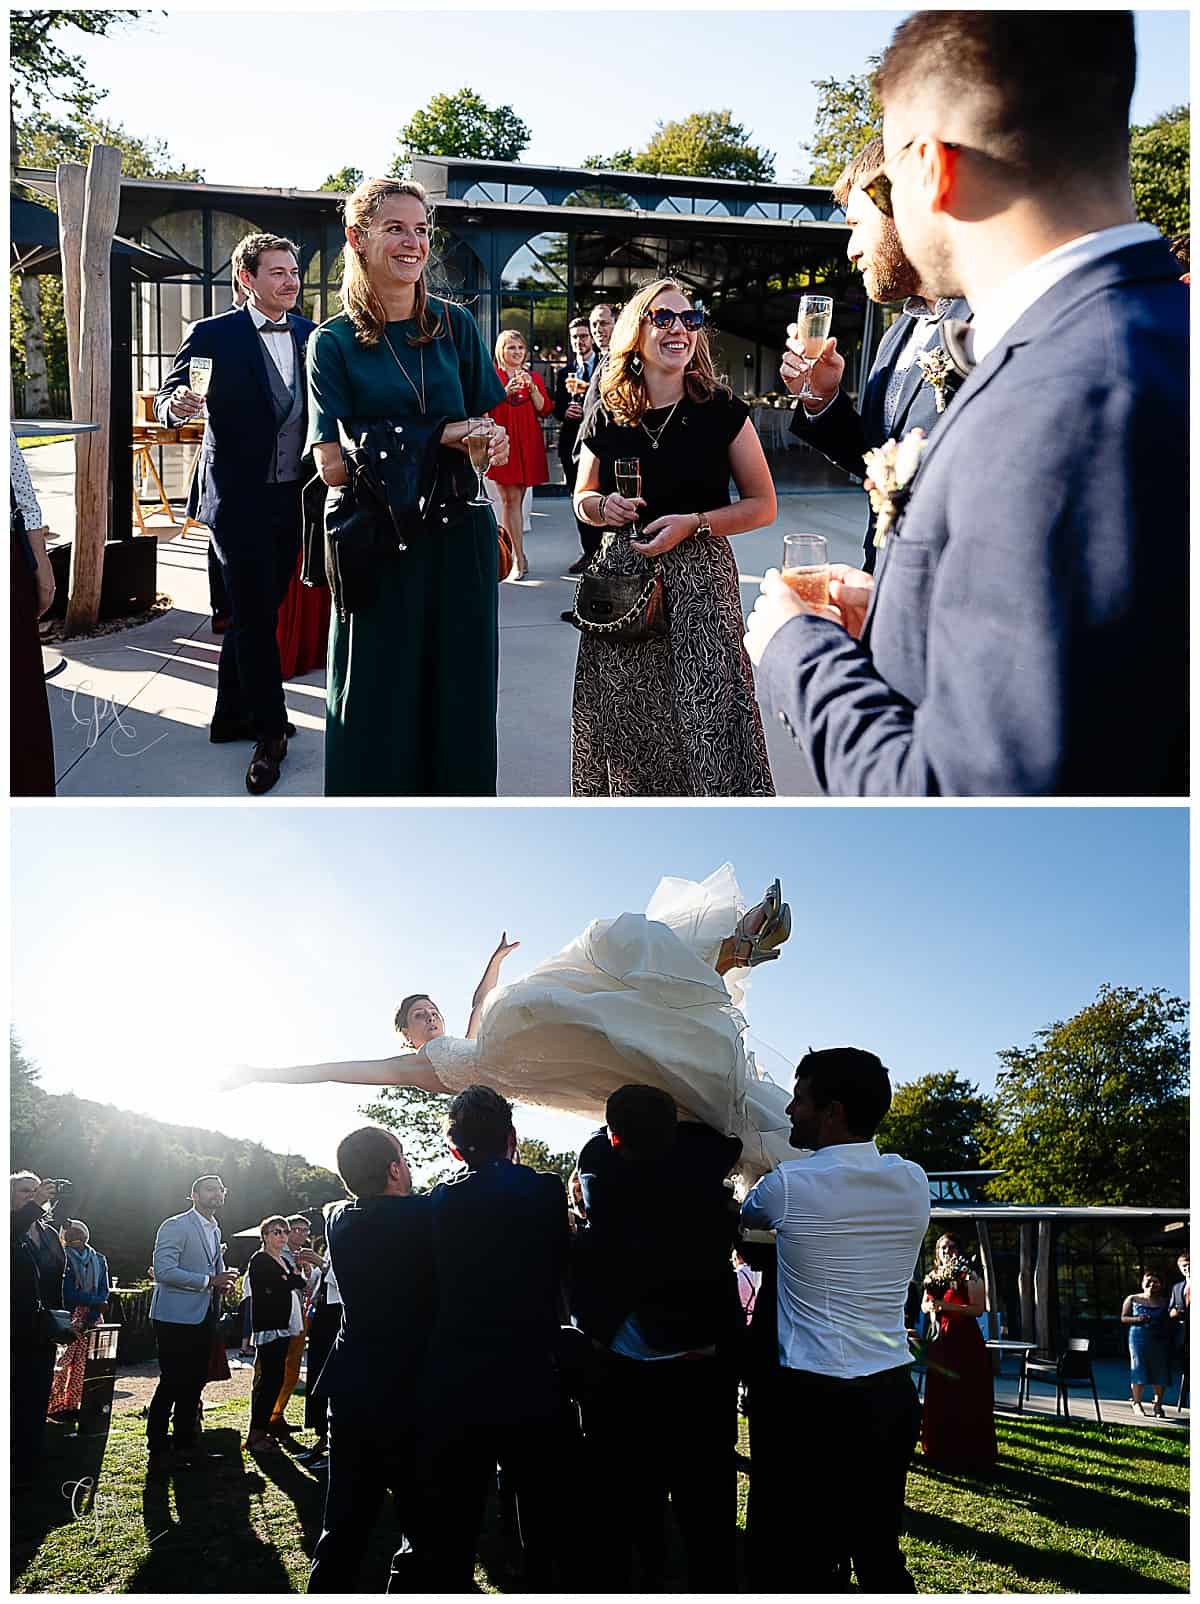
[1121,1270,1171,1417]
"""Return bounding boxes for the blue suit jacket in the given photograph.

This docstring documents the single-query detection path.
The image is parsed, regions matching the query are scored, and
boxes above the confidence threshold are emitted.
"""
[320,1194,435,1428]
[154,306,316,527]
[790,297,972,572]
[760,238,1188,796]
[149,1208,225,1326]
[424,1161,569,1427]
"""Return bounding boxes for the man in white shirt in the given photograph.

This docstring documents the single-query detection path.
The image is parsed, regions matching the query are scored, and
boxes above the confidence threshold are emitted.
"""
[746,12,1187,797]
[741,1049,928,1591]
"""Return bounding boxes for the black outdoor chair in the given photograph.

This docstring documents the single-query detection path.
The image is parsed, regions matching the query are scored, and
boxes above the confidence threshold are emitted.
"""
[1176,1365,1188,1415]
[1019,1338,1102,1423]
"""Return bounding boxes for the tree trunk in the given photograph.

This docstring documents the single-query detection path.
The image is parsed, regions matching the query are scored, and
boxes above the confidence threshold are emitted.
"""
[1034,1220,1053,1354]
[56,163,87,418]
[63,145,122,638]
[975,1219,998,1321]
[1019,1223,1035,1342]
[17,274,51,416]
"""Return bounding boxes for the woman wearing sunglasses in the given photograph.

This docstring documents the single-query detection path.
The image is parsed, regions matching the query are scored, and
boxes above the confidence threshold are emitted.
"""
[570,279,777,796]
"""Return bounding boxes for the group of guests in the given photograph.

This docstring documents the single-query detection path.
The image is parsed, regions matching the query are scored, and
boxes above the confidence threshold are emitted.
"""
[1122,1253,1190,1416]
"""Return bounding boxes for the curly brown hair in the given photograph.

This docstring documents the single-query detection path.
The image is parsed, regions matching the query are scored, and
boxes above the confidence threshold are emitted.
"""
[599,278,730,427]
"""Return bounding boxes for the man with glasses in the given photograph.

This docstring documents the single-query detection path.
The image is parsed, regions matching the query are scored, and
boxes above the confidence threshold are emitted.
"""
[783,137,971,574]
[147,1175,237,1471]
[747,11,1186,797]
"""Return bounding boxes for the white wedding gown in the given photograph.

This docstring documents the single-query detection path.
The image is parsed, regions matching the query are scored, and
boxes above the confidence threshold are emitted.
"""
[424,864,794,1181]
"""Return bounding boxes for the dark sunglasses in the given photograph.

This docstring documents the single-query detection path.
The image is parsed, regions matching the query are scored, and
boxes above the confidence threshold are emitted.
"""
[864,138,961,218]
[642,307,705,332]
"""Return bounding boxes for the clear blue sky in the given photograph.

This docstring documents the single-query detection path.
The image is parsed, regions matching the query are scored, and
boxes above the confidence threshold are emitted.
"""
[34,9,1189,191]
[11,807,1188,1178]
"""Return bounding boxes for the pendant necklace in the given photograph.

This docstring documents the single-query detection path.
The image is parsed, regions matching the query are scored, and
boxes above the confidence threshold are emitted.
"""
[641,397,681,450]
[382,329,427,414]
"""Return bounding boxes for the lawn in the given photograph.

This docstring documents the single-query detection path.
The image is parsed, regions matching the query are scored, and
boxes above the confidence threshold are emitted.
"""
[11,1403,1189,1593]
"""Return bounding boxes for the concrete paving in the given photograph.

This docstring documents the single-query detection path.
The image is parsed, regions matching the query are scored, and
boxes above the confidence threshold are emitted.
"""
[982,1354,1189,1432]
[28,441,869,798]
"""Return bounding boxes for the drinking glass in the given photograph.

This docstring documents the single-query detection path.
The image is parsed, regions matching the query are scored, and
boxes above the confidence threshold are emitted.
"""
[613,457,642,533]
[781,532,830,607]
[188,356,214,417]
[466,420,494,507]
[793,295,833,402]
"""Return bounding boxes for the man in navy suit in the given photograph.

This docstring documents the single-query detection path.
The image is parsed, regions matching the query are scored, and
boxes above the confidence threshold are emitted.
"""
[421,1086,572,1592]
[746,12,1187,797]
[308,1126,435,1593]
[554,316,601,578]
[155,232,315,794]
[785,136,970,574]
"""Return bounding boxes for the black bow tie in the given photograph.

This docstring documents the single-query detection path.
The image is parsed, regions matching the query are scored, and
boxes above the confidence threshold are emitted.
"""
[259,321,291,335]
[939,318,975,378]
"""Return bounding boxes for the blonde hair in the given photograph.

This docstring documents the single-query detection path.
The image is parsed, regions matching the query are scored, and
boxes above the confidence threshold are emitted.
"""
[341,177,444,349]
[599,278,729,427]
[494,328,528,367]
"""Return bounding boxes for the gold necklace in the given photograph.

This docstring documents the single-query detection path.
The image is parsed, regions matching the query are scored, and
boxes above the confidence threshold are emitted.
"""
[640,398,681,450]
[381,330,427,415]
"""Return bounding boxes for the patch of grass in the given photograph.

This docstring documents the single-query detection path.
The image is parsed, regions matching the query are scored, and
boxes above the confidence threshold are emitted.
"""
[16,435,72,449]
[12,1402,1188,1593]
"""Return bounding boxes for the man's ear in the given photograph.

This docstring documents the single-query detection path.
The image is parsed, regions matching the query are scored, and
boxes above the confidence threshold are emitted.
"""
[924,137,960,216]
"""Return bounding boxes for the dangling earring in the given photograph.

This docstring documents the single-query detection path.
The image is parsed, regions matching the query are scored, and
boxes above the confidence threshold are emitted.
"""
[629,352,644,377]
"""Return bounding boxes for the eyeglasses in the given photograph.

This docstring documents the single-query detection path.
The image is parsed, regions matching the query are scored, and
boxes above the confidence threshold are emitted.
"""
[864,139,960,218]
[641,308,706,332]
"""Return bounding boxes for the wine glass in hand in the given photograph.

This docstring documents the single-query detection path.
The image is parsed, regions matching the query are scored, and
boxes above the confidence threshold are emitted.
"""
[613,457,642,535]
[793,296,833,402]
[466,420,494,507]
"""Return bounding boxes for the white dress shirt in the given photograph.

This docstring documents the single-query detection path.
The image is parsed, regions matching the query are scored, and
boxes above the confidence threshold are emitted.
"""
[967,221,1159,366]
[247,300,296,390]
[741,1141,929,1379]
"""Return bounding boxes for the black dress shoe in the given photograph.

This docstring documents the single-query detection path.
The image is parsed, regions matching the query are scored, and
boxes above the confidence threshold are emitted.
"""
[566,557,589,576]
[246,735,287,795]
[560,610,579,624]
[174,1449,223,1470]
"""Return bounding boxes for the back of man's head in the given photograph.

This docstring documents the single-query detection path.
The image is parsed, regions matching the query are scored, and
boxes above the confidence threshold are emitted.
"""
[875,12,1136,196]
[337,1126,406,1199]
[605,1084,677,1163]
[445,1085,514,1167]
[797,1047,893,1140]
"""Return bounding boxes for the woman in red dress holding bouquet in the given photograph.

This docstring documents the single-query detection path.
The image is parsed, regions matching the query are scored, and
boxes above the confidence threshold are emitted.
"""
[488,329,549,579]
[920,1232,997,1472]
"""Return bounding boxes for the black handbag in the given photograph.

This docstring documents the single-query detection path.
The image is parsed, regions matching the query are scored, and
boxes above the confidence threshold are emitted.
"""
[39,1307,79,1345]
[570,557,668,643]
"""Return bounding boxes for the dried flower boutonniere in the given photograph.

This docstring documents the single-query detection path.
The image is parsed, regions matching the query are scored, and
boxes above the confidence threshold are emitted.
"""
[863,427,929,550]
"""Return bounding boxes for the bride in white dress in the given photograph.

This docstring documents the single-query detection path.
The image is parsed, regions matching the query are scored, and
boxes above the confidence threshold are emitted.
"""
[225,865,796,1179]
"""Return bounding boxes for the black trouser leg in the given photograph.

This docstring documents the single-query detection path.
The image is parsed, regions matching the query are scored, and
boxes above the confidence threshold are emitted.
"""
[660,1358,737,1593]
[11,1340,57,1484]
[208,539,229,622]
[309,1421,422,1593]
[212,485,300,737]
[148,1319,212,1451]
[422,1430,492,1594]
[250,1337,290,1431]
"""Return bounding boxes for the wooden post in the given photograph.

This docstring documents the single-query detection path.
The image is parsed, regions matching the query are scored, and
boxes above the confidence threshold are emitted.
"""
[1034,1219,1053,1354]
[64,145,122,638]
[56,162,86,413]
[1019,1223,1035,1343]
[975,1219,998,1322]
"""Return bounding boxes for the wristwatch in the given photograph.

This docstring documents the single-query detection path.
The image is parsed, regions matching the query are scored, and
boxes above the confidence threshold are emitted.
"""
[694,513,713,539]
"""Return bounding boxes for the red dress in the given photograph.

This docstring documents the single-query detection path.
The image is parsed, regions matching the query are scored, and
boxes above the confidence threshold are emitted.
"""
[921,1279,998,1472]
[276,552,332,679]
[488,368,550,487]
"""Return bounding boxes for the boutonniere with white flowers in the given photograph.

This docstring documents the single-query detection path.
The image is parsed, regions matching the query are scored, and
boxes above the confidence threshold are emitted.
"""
[915,345,959,413]
[863,427,929,549]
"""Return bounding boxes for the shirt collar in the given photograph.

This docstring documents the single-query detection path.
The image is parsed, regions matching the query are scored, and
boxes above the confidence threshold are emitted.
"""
[902,295,955,322]
[806,1139,884,1168]
[246,301,289,332]
[968,221,1158,366]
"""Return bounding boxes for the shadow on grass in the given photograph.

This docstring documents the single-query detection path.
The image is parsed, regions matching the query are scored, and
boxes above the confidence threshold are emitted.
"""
[997,1419,1188,1469]
[11,1418,109,1586]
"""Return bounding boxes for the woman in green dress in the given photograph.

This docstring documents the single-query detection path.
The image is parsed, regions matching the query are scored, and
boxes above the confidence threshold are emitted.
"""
[307,178,508,796]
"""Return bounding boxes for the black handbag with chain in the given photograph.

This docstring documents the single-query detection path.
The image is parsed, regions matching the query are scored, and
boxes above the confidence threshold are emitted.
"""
[570,555,668,643]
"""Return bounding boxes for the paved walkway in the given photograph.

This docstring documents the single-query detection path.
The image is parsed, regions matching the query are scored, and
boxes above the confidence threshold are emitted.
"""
[29,442,869,798]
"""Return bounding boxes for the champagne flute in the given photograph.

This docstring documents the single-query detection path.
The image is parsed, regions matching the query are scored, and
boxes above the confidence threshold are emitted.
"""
[188,356,214,418]
[466,419,494,507]
[781,532,830,607]
[613,456,642,535]
[793,295,833,402]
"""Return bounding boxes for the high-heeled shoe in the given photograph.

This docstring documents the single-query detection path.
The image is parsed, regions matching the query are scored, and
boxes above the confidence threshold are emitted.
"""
[716,879,792,972]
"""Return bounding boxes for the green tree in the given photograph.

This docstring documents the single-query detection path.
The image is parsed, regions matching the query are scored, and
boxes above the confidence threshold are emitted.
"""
[515,1137,577,1186]
[320,165,364,194]
[802,58,882,185]
[1129,105,1189,239]
[9,10,141,172]
[876,1071,990,1172]
[587,112,773,183]
[360,1085,456,1187]
[11,1031,46,1159]
[393,88,531,167]
[980,985,1189,1207]
[17,111,203,179]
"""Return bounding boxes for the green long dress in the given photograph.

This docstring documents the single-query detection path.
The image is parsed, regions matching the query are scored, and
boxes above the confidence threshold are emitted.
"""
[306,300,506,796]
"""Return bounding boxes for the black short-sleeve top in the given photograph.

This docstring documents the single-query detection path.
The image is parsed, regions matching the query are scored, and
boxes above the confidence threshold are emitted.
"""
[579,390,750,524]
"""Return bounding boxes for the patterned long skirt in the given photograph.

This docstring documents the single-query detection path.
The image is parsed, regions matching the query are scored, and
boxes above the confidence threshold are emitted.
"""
[47,1308,90,1415]
[571,532,775,797]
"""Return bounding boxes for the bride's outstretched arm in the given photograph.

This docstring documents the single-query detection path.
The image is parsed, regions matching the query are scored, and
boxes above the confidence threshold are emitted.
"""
[223,1052,449,1094]
[465,932,520,1041]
